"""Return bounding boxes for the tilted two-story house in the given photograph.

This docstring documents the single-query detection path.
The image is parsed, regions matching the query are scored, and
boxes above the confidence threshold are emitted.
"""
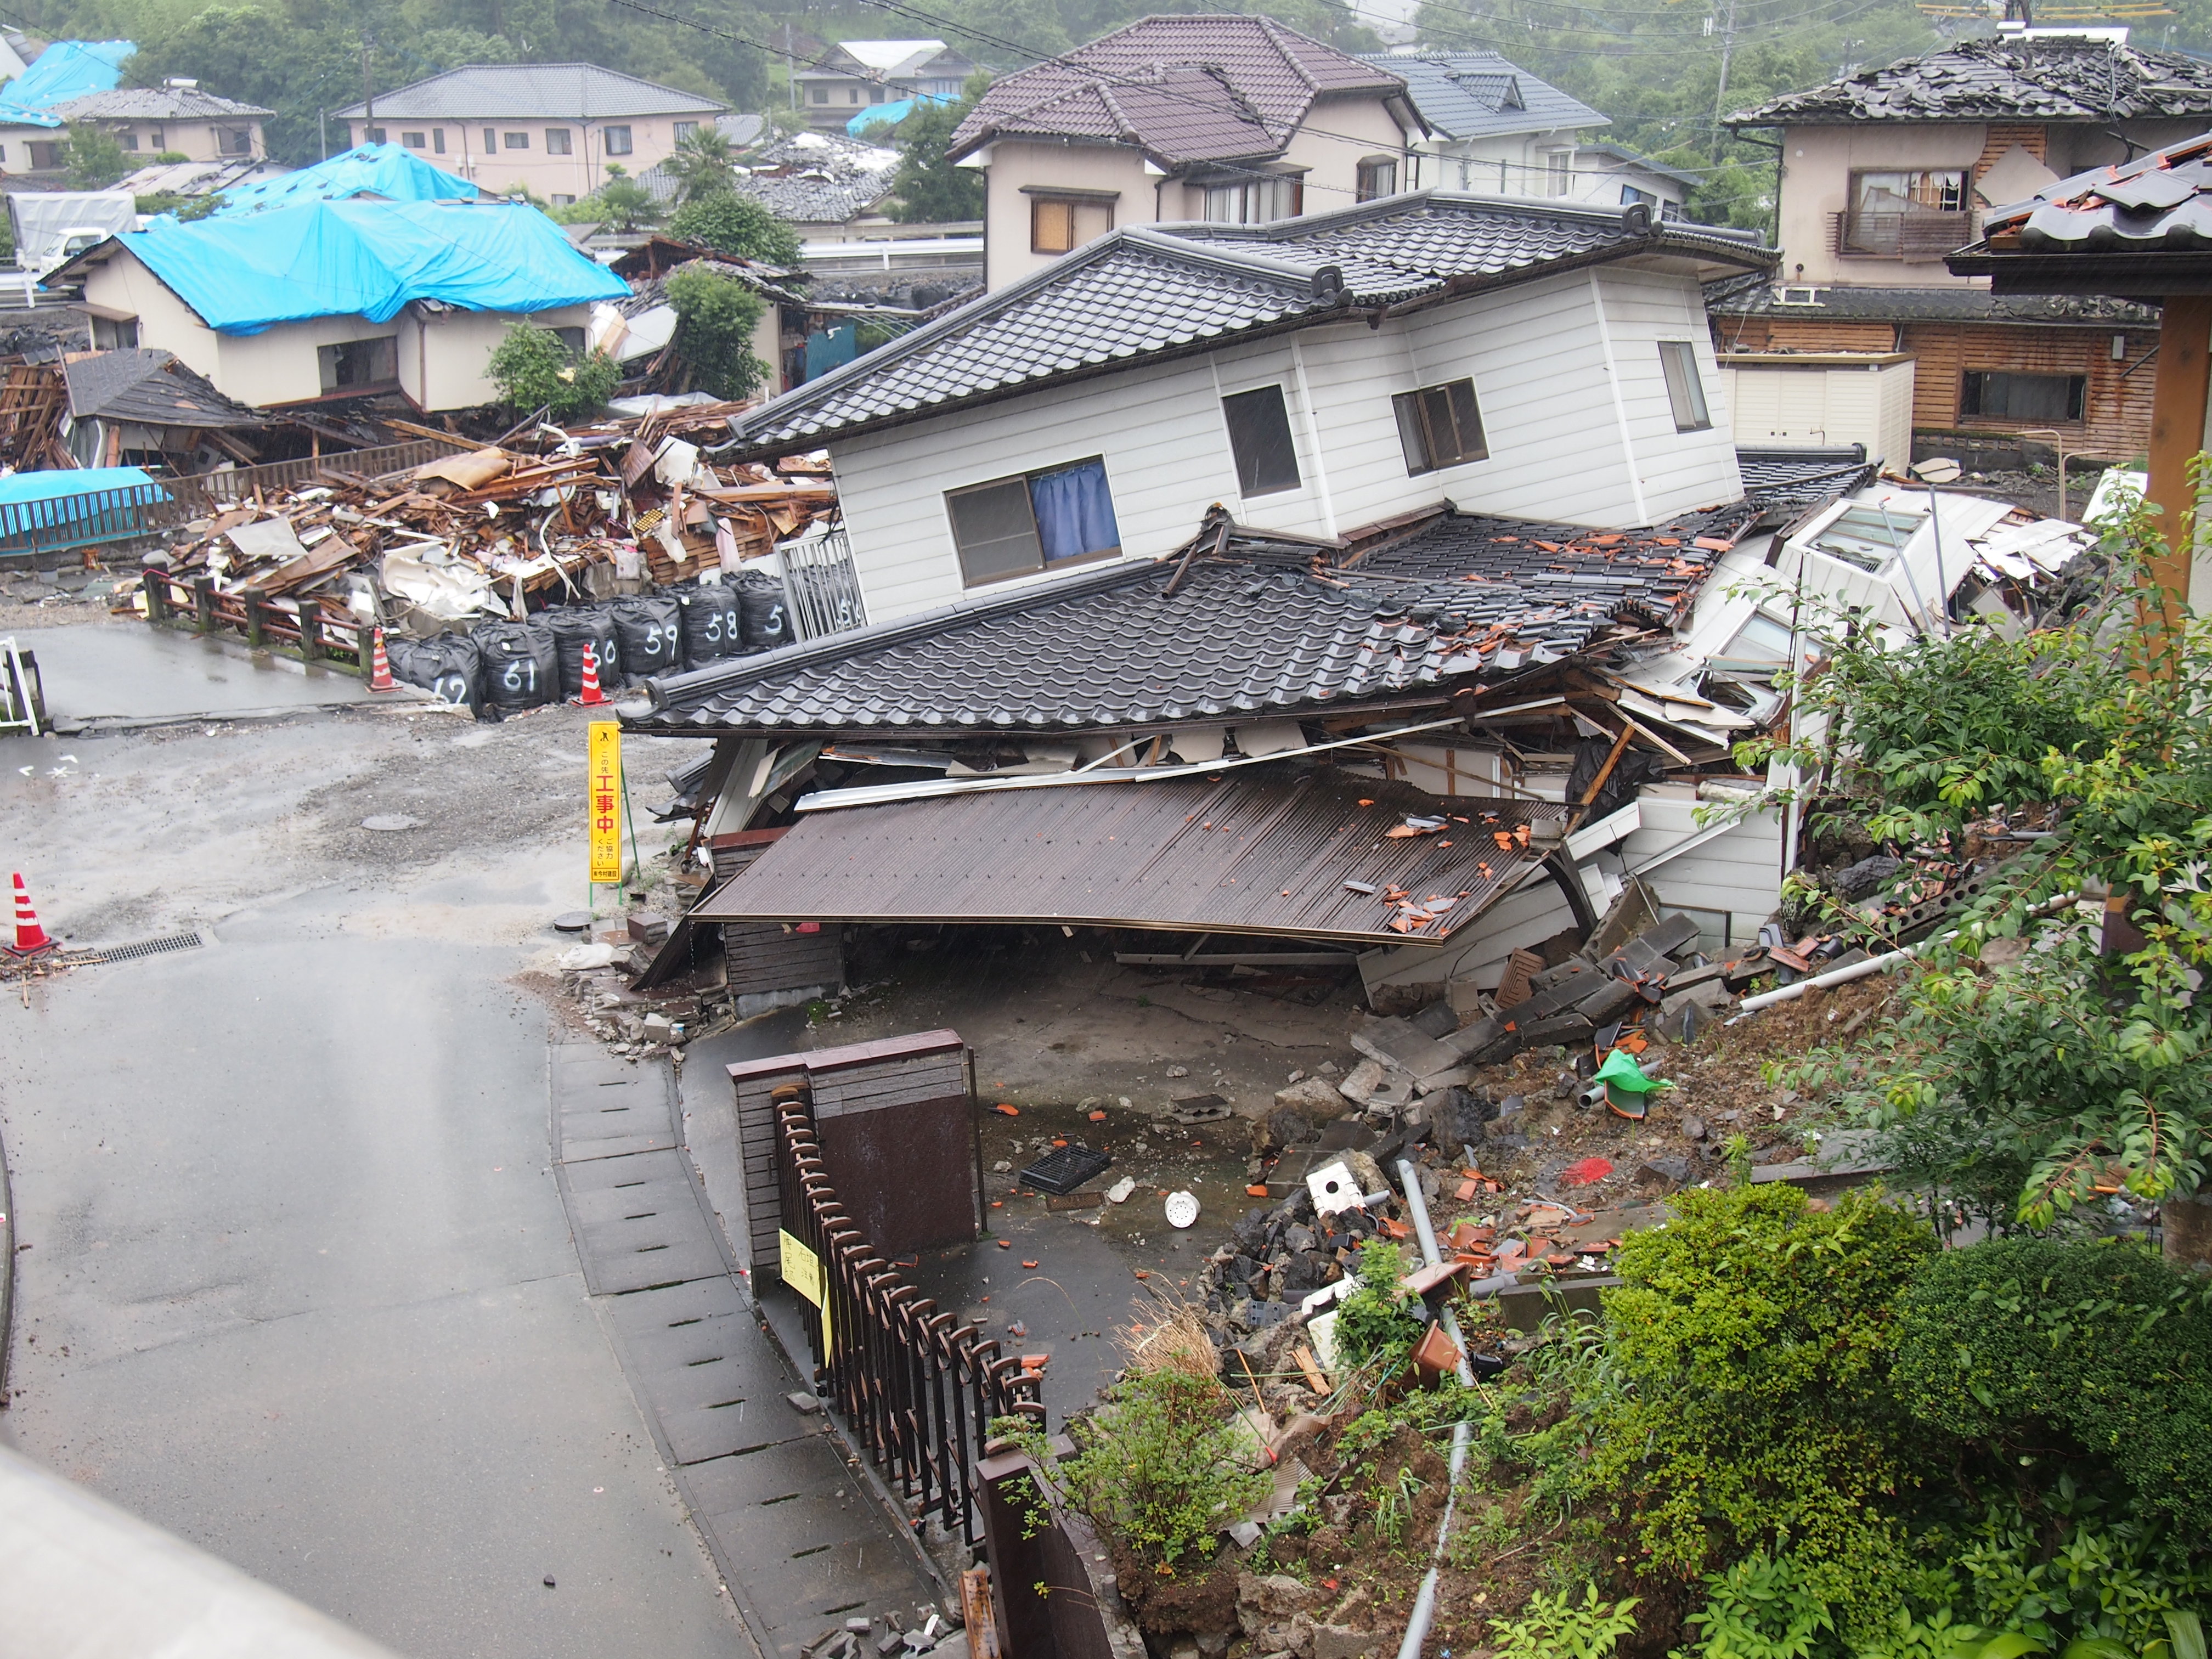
[794,39,978,132]
[1720,30,2212,460]
[710,189,1770,625]
[947,14,1424,291]
[1365,49,1693,218]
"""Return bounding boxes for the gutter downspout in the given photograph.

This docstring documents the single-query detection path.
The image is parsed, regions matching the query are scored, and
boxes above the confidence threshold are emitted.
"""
[1395,1160,1475,1659]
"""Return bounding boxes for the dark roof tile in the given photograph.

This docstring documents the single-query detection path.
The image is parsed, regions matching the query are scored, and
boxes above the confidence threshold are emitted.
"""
[1729,35,2212,126]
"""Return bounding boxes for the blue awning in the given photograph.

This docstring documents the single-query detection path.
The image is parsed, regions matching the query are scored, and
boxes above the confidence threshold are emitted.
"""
[0,465,159,505]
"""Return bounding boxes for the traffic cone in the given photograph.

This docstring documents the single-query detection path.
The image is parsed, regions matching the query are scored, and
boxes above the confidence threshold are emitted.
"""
[8,871,54,956]
[575,641,610,707]
[368,627,396,692]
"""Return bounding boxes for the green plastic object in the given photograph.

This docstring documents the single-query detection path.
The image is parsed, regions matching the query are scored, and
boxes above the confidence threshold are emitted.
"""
[1593,1048,1671,1093]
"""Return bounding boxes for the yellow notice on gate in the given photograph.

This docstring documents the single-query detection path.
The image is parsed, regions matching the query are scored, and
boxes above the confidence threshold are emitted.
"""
[779,1228,832,1350]
[588,720,623,885]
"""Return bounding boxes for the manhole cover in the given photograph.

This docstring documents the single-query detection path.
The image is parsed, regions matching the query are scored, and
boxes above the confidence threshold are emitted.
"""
[361,814,422,832]
[552,911,592,933]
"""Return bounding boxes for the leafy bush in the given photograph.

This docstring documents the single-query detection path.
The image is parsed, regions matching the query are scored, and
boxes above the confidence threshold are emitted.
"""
[64,124,130,189]
[1333,1237,1425,1370]
[666,193,801,266]
[665,266,768,400]
[1489,1586,1640,1659]
[1683,1551,1836,1659]
[1584,1185,1938,1614]
[1056,1369,1268,1570]
[485,323,620,421]
[1894,1237,2212,1532]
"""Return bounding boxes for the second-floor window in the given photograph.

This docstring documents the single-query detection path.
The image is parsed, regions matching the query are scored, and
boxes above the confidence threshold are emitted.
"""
[402,131,425,149]
[603,126,633,155]
[1356,156,1397,202]
[221,127,253,155]
[119,130,139,150]
[546,128,573,155]
[946,459,1121,586]
[811,84,829,103]
[1394,378,1488,473]
[673,121,697,140]
[1029,193,1113,255]
[1203,175,1302,224]
[1545,151,1573,196]
[1843,169,1968,259]
[503,131,529,149]
[1658,341,1712,432]
[1221,386,1302,496]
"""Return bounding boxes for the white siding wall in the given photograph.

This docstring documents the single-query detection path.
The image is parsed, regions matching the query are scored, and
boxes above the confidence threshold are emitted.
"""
[829,259,1745,622]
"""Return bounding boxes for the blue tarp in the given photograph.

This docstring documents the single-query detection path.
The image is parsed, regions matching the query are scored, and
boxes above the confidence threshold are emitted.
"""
[0,40,134,126]
[846,93,954,135]
[0,465,159,505]
[211,143,479,218]
[119,199,629,334]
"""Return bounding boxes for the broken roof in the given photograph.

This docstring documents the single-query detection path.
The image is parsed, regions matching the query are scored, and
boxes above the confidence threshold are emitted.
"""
[622,498,1775,740]
[63,347,266,428]
[334,63,724,121]
[1710,281,2159,325]
[692,769,1568,944]
[1949,129,2212,291]
[950,14,1408,165]
[1728,35,2212,126]
[207,142,477,217]
[716,191,1771,460]
[711,129,902,222]
[1360,50,1605,143]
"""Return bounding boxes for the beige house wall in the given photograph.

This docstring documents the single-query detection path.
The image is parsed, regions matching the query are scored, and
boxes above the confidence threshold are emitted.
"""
[1776,124,1990,289]
[348,114,707,204]
[0,115,266,170]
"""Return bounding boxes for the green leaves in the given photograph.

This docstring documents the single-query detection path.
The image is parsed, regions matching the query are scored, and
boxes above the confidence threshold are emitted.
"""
[1491,1586,1641,1659]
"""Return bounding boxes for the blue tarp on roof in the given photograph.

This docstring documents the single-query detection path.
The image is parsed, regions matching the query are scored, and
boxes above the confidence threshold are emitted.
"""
[117,199,629,334]
[846,92,954,134]
[0,40,134,126]
[210,143,478,218]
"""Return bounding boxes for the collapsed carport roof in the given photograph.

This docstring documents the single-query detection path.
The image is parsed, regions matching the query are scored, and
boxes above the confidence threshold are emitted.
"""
[691,768,1572,946]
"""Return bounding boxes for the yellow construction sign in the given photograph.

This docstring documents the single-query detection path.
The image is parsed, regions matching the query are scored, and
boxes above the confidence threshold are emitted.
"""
[588,720,624,886]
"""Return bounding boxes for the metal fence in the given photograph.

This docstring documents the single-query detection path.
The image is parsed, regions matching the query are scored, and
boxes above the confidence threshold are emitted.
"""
[776,526,869,643]
[774,1090,1043,1547]
[0,481,183,559]
[1832,209,1975,262]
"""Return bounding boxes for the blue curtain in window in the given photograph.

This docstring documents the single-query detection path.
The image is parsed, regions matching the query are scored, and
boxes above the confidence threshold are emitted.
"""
[1029,460,1120,563]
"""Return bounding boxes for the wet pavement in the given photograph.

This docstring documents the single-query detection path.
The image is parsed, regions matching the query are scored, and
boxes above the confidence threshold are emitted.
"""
[11,620,379,725]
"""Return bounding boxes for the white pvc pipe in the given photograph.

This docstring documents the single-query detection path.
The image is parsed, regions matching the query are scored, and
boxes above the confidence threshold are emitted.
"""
[1735,891,2079,1014]
[1394,1160,1477,1659]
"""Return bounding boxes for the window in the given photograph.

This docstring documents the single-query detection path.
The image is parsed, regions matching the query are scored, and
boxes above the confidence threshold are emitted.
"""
[1657,341,1711,432]
[1545,150,1573,196]
[119,130,138,150]
[673,120,697,140]
[483,127,498,151]
[503,131,529,149]
[316,335,399,394]
[1621,183,1655,207]
[550,193,576,207]
[602,125,632,155]
[149,127,162,150]
[848,87,861,104]
[1393,378,1488,473]
[26,140,62,170]
[553,325,588,354]
[1202,175,1302,224]
[221,126,252,155]
[946,459,1120,587]
[545,128,572,155]
[1026,191,1113,255]
[1854,168,1965,216]
[1221,386,1302,496]
[432,128,445,153]
[1843,168,1970,258]
[401,131,426,149]
[811,84,828,103]
[1961,370,2085,423]
[1808,504,1924,573]
[90,315,138,349]
[1717,610,1796,669]
[1356,156,1397,202]
[363,127,386,146]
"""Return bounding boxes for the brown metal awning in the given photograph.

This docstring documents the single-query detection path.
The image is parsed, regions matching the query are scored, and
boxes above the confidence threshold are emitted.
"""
[692,770,1570,945]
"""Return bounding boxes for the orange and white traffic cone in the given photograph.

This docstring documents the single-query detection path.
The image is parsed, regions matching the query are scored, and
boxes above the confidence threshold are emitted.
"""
[368,627,396,692]
[8,871,54,956]
[575,641,610,707]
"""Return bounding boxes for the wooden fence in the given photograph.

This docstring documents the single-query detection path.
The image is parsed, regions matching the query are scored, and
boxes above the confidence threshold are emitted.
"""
[139,565,371,673]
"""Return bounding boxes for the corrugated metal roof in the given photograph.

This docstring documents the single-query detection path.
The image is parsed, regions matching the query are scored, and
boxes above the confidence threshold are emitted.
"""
[1361,50,1604,142]
[691,768,1570,943]
[1728,35,2212,126]
[334,64,724,122]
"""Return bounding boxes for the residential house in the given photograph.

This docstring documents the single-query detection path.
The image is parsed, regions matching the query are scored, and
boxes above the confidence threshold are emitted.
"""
[794,40,977,133]
[41,84,271,167]
[1362,49,1690,217]
[0,37,134,173]
[1949,129,2212,608]
[53,198,627,410]
[203,142,472,217]
[1720,29,2212,460]
[335,65,725,207]
[947,15,1423,290]
[599,235,805,397]
[60,345,268,470]
[647,128,902,241]
[709,189,1770,626]
[114,153,284,205]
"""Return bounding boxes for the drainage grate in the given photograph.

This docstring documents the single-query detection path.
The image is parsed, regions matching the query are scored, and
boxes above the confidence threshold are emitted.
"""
[57,932,205,967]
[1017,1143,1114,1196]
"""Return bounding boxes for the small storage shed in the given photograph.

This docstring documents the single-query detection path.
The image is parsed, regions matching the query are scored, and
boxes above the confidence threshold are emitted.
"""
[1719,352,1915,466]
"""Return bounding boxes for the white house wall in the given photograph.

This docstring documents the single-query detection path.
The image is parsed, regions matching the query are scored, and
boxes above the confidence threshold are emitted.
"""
[828,259,1743,623]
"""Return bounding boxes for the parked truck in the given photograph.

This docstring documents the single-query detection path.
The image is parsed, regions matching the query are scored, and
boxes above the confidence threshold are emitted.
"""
[5,189,135,278]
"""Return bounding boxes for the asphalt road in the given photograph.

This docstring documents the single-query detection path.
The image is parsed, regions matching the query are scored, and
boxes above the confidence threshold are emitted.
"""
[0,623,748,1658]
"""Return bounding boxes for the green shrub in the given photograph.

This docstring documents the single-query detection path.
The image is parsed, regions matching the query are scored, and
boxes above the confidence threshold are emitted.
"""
[1056,1369,1268,1570]
[1489,1586,1641,1659]
[1894,1238,2212,1534]
[63,124,129,189]
[665,266,768,400]
[666,192,800,266]
[1333,1237,1425,1372]
[1948,1487,2212,1655]
[1684,1551,1837,1659]
[1585,1185,1938,1614]
[485,322,619,420]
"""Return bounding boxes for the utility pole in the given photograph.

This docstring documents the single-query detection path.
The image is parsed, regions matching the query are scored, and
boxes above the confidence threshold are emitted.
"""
[1710,0,1737,161]
[362,35,375,133]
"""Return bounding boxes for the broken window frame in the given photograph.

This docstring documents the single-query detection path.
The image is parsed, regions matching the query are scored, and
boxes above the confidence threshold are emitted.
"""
[1221,385,1304,497]
[1960,369,2086,424]
[315,335,400,397]
[1393,378,1488,474]
[946,457,1121,589]
[1805,503,1926,574]
[1658,340,1712,433]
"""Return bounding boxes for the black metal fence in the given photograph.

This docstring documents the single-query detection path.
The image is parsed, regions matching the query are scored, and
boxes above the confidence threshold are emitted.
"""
[774,1088,1043,1547]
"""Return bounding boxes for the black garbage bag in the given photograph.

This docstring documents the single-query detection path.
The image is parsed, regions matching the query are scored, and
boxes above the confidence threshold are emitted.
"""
[384,631,482,713]
[678,582,744,664]
[533,605,622,699]
[473,617,560,710]
[735,571,792,652]
[611,593,686,679]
